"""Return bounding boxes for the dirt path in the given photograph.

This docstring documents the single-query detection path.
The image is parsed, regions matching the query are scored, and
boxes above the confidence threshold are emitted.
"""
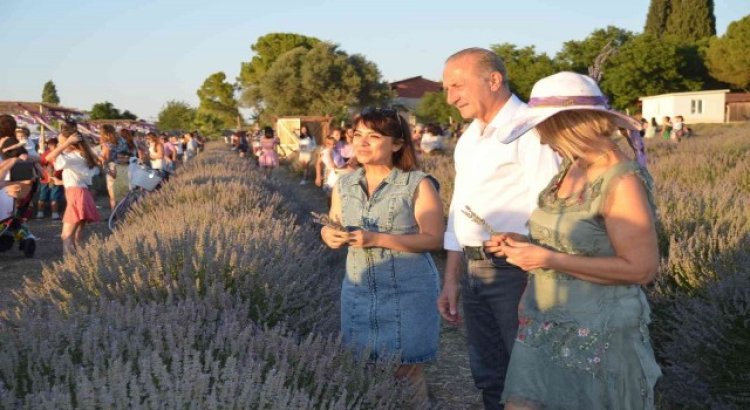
[0,154,482,409]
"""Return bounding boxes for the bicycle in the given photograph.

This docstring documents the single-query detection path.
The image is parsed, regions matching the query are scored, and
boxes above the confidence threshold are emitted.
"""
[108,158,164,231]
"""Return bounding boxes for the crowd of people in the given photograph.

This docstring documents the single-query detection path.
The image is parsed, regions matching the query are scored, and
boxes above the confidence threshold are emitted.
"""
[0,115,204,255]
[641,115,692,142]
[227,118,460,203]
[315,48,661,409]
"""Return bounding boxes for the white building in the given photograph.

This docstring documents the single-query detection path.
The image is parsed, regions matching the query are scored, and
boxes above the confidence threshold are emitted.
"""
[639,90,730,124]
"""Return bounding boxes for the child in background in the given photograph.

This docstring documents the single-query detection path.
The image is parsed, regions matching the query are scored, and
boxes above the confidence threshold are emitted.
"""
[672,115,685,143]
[37,138,64,219]
[315,136,339,195]
[258,127,279,178]
[46,121,101,254]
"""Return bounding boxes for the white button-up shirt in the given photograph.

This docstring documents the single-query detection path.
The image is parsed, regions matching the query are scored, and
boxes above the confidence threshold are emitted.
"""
[444,95,560,251]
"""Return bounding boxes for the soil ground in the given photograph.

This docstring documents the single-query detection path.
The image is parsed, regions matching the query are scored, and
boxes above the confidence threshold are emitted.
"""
[0,152,482,409]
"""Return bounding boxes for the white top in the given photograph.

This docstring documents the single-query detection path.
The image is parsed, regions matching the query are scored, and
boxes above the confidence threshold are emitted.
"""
[420,132,444,153]
[54,151,99,188]
[298,136,316,153]
[444,95,561,251]
[672,121,683,131]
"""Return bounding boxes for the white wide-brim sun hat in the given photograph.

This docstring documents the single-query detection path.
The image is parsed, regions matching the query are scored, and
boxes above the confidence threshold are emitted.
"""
[499,72,642,144]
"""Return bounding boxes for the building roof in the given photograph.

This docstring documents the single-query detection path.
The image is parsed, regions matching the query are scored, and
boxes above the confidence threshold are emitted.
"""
[390,76,442,99]
[0,101,84,115]
[639,89,731,101]
[726,93,750,104]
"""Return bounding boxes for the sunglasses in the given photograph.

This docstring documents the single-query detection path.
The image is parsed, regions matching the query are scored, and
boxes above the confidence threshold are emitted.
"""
[360,107,406,139]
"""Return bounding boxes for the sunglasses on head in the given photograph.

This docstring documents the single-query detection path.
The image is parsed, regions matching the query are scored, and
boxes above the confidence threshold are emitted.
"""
[360,107,406,139]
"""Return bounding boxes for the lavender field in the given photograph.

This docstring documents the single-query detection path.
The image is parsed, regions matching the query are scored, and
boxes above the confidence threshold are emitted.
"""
[0,122,747,409]
[0,151,424,409]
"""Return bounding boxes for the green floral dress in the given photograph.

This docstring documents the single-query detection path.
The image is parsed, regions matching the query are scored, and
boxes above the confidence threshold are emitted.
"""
[502,161,662,409]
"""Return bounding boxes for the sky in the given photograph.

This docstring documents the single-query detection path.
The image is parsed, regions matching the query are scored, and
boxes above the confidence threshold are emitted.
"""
[1,0,748,121]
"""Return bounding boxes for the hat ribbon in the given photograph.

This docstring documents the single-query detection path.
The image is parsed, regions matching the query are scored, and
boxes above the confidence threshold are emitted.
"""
[528,95,609,108]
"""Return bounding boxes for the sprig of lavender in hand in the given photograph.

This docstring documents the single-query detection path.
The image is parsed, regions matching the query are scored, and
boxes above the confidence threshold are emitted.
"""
[461,205,499,236]
[310,211,346,231]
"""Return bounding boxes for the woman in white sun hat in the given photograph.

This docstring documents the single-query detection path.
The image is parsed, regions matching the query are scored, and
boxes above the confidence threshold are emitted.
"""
[484,72,660,409]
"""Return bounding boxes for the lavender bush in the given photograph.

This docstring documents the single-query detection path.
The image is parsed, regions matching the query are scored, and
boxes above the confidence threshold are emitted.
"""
[0,146,424,409]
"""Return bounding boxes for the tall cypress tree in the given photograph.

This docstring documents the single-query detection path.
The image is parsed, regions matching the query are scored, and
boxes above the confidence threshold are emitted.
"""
[41,80,60,104]
[644,0,671,36]
[666,0,716,41]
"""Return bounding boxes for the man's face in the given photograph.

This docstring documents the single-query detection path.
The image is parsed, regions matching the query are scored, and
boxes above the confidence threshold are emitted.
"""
[442,56,494,121]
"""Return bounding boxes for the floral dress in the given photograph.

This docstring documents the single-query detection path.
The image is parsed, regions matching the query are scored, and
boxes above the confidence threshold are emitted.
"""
[502,161,661,409]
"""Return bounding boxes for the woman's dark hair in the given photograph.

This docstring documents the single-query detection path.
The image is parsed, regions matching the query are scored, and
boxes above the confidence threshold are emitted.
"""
[650,117,657,127]
[263,126,274,137]
[61,120,99,169]
[119,128,136,151]
[354,109,418,171]
[426,123,443,136]
[0,114,16,138]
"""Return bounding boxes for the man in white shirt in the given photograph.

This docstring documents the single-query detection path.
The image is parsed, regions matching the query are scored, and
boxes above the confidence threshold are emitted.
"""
[438,48,559,409]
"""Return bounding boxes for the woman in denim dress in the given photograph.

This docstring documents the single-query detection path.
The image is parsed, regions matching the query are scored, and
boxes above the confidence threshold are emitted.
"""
[321,108,444,399]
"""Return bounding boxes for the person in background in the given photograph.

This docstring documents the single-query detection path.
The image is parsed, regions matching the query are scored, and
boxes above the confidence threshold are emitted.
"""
[643,117,657,139]
[46,121,100,254]
[340,126,355,163]
[147,132,164,171]
[15,127,39,160]
[412,123,425,152]
[36,138,64,220]
[438,48,560,410]
[314,135,339,195]
[660,116,672,141]
[297,125,316,184]
[258,126,279,178]
[320,108,444,402]
[117,128,138,160]
[99,125,119,210]
[672,115,685,143]
[420,123,446,155]
[485,71,661,409]
[170,135,184,163]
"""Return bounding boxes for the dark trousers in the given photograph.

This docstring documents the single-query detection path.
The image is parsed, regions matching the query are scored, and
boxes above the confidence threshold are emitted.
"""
[461,258,527,410]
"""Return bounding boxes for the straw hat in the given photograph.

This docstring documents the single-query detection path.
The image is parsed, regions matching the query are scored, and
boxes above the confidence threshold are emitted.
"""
[499,72,641,144]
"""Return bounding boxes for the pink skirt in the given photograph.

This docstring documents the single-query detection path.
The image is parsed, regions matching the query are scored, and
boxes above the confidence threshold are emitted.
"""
[259,150,279,168]
[63,186,100,224]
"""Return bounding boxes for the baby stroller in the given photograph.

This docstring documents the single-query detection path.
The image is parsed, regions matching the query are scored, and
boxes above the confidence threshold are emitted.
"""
[0,185,37,258]
[108,158,164,231]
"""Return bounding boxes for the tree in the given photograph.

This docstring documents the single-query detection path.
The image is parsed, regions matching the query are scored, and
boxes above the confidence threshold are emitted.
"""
[192,111,224,138]
[196,72,240,130]
[415,91,461,125]
[706,15,750,90]
[555,26,635,74]
[666,0,715,42]
[644,0,671,37]
[490,43,558,101]
[644,0,716,41]
[237,33,321,108]
[601,34,704,111]
[89,101,138,120]
[41,80,60,105]
[257,42,391,124]
[157,100,197,131]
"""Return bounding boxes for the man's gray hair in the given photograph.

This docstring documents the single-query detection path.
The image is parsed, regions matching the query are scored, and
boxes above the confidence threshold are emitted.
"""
[446,47,508,85]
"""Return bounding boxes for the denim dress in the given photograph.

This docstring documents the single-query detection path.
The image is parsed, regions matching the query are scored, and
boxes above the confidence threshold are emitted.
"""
[337,167,440,364]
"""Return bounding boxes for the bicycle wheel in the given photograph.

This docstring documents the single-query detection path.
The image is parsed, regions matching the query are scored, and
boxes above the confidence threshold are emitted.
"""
[108,189,144,231]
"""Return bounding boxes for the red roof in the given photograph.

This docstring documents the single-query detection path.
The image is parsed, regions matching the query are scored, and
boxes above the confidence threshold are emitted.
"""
[390,76,442,99]
[726,93,750,103]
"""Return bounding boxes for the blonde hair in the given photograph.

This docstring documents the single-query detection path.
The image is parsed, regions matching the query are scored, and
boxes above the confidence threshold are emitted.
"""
[535,110,617,161]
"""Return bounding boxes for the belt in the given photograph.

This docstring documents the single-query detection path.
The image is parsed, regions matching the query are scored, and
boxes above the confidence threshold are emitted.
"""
[463,246,513,266]
[462,246,488,261]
